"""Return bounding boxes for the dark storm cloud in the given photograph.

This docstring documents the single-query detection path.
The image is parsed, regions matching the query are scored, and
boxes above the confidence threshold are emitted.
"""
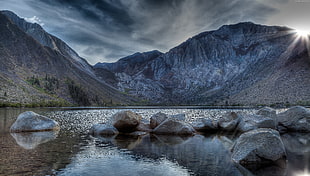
[0,0,286,64]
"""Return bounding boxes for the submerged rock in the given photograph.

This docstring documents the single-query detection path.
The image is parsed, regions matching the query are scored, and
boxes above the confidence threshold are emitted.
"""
[277,106,310,132]
[11,131,59,149]
[231,128,286,169]
[112,111,142,133]
[237,114,275,132]
[89,123,119,136]
[150,112,168,129]
[152,118,195,135]
[10,111,60,132]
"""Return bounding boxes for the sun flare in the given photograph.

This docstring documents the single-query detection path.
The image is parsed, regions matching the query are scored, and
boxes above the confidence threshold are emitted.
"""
[295,29,310,38]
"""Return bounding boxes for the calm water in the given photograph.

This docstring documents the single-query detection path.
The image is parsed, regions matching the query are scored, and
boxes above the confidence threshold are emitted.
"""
[0,107,309,176]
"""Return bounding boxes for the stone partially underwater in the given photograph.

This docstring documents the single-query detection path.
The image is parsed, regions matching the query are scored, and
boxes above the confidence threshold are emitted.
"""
[10,111,60,132]
[90,106,309,174]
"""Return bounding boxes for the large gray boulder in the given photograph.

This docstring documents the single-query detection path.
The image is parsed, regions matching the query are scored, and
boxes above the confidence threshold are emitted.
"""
[218,112,241,131]
[89,123,119,136]
[277,106,310,132]
[112,111,142,132]
[150,112,168,129]
[257,107,277,119]
[191,118,218,132]
[10,111,60,132]
[237,114,275,133]
[153,118,195,135]
[231,128,286,168]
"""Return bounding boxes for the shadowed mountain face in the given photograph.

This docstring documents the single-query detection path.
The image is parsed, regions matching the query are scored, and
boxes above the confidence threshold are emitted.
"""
[0,11,137,106]
[95,22,310,105]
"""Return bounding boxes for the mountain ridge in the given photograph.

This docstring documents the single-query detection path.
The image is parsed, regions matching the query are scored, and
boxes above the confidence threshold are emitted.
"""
[94,22,310,105]
[0,11,138,106]
[0,10,309,106]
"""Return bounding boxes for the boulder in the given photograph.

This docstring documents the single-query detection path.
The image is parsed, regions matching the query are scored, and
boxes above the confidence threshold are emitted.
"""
[218,112,241,131]
[152,118,195,135]
[277,106,310,132]
[112,111,142,132]
[136,122,152,132]
[150,112,168,129]
[191,118,218,132]
[231,128,286,169]
[10,111,60,132]
[89,123,119,136]
[257,107,277,119]
[237,114,275,133]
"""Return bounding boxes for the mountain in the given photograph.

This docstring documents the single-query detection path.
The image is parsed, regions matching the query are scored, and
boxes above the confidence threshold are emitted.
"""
[0,11,137,106]
[95,22,310,106]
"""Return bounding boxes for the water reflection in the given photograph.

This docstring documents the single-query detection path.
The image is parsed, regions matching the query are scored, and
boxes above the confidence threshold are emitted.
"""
[282,133,310,176]
[11,131,59,149]
[0,108,309,176]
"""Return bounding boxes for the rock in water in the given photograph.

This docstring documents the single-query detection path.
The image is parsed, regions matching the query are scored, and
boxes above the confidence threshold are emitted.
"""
[89,123,119,136]
[150,112,168,129]
[257,107,277,119]
[152,118,195,135]
[112,111,142,132]
[191,118,218,132]
[218,112,241,131]
[237,114,275,132]
[10,111,60,132]
[277,106,310,132]
[231,128,286,169]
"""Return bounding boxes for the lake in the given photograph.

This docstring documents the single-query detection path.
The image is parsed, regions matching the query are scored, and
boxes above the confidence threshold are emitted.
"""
[0,107,309,176]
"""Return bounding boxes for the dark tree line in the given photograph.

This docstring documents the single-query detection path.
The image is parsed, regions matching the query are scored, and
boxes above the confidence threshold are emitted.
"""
[67,79,91,106]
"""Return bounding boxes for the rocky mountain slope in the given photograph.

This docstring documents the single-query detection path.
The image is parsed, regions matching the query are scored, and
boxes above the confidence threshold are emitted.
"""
[95,22,310,105]
[0,11,137,106]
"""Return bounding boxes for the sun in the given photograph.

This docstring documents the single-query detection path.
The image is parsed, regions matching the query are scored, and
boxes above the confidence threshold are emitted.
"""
[295,29,310,38]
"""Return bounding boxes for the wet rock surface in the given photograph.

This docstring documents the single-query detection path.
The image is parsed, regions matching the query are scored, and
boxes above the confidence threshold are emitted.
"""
[231,128,287,169]
[10,111,60,132]
[277,106,310,132]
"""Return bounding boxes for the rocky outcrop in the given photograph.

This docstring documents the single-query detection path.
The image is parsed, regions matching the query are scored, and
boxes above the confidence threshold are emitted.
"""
[94,21,310,105]
[152,118,195,135]
[277,106,310,132]
[150,112,168,129]
[112,111,142,132]
[236,114,275,132]
[89,123,119,136]
[231,128,286,169]
[10,111,60,132]
[0,11,137,106]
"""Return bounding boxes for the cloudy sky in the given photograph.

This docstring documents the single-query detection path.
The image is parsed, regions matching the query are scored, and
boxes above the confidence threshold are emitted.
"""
[1,0,310,64]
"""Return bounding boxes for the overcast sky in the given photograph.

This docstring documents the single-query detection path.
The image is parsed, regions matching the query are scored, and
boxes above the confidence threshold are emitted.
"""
[1,0,310,65]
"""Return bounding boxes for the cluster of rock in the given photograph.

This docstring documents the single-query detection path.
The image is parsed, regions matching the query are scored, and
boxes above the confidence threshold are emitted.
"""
[89,111,195,136]
[90,106,309,172]
[9,106,309,173]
